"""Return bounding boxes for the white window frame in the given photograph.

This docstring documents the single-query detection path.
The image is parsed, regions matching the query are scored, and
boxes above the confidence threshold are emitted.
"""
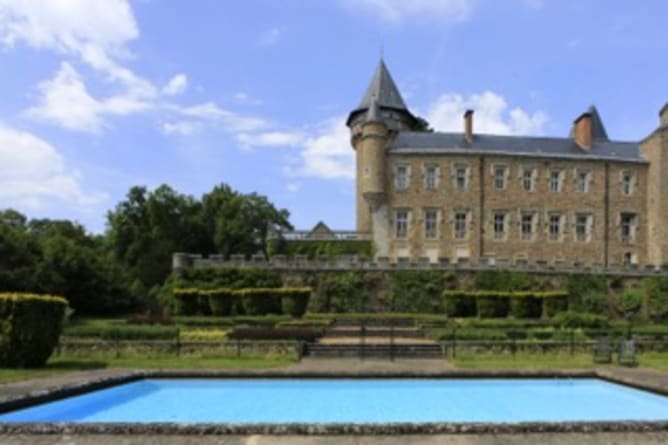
[622,171,634,196]
[548,213,563,241]
[520,212,535,241]
[620,212,636,243]
[454,211,468,240]
[395,209,409,238]
[424,165,439,190]
[454,164,469,191]
[424,209,438,239]
[394,165,409,190]
[493,212,506,240]
[549,170,563,193]
[575,213,592,243]
[522,167,535,192]
[493,165,507,190]
[575,169,590,193]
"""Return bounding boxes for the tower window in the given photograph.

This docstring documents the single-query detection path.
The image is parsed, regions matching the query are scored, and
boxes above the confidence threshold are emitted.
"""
[522,168,535,192]
[395,210,408,238]
[424,209,438,239]
[493,212,506,240]
[424,165,438,190]
[549,170,563,192]
[454,164,468,190]
[622,171,634,196]
[493,165,507,190]
[454,212,468,239]
[576,170,590,193]
[620,212,637,243]
[395,165,409,190]
[521,212,535,241]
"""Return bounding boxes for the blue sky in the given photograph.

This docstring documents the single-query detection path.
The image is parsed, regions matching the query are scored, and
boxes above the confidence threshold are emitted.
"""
[0,0,666,233]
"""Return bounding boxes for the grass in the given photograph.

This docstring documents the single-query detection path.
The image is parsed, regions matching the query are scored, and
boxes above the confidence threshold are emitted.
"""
[0,353,296,384]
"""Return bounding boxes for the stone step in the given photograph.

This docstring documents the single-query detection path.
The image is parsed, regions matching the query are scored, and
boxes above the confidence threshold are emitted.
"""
[304,343,444,358]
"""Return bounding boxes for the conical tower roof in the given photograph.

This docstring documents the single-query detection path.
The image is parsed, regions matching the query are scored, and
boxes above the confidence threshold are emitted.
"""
[347,58,415,127]
[357,59,408,111]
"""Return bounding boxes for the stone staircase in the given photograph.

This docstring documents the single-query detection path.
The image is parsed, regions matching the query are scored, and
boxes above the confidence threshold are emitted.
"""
[304,318,444,359]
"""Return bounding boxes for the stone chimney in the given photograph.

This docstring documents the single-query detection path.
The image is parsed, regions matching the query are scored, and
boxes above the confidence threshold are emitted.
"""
[464,109,474,144]
[573,112,593,150]
[660,102,668,127]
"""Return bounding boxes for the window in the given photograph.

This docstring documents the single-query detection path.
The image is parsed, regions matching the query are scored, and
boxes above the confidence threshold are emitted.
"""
[424,165,438,190]
[493,165,507,190]
[493,212,506,240]
[575,213,591,242]
[549,213,562,241]
[454,164,468,190]
[622,171,634,196]
[395,210,408,238]
[522,168,535,192]
[623,252,636,266]
[424,209,438,239]
[521,212,535,241]
[549,170,563,192]
[395,165,408,190]
[620,213,636,243]
[576,170,590,193]
[454,212,467,239]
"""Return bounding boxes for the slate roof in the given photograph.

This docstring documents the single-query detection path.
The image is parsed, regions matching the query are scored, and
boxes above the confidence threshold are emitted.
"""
[347,59,415,125]
[389,131,646,163]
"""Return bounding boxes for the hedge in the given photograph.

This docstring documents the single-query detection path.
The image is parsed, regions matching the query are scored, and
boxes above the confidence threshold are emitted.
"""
[205,289,235,316]
[442,291,569,319]
[228,327,324,342]
[0,293,68,368]
[239,288,283,315]
[173,288,201,316]
[280,288,311,317]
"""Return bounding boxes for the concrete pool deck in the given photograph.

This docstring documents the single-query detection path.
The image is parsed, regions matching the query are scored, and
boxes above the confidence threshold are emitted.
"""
[1,360,668,444]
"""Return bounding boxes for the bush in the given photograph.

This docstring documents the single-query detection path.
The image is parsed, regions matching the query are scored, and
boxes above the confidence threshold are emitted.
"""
[509,295,542,319]
[616,289,643,320]
[0,293,68,367]
[205,289,234,316]
[239,288,282,315]
[477,295,510,318]
[442,292,476,317]
[228,327,324,342]
[99,325,179,341]
[126,313,173,325]
[551,311,609,329]
[280,288,312,317]
[567,275,608,313]
[644,277,668,322]
[173,288,200,315]
[391,271,445,313]
[543,294,569,317]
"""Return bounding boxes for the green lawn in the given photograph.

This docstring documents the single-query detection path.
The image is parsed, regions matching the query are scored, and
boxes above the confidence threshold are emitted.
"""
[0,354,296,384]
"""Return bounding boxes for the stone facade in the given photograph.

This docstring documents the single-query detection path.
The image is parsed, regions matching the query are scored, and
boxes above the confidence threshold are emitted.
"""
[347,59,668,267]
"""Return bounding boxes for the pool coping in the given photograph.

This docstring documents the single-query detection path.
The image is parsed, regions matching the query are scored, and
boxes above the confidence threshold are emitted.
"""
[0,368,667,435]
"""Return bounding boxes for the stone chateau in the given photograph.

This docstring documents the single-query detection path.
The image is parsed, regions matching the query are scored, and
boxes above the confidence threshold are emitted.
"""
[342,59,668,268]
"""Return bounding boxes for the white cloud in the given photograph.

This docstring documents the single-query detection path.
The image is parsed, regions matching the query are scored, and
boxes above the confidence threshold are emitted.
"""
[179,102,267,133]
[234,91,264,105]
[237,131,304,149]
[286,183,301,193]
[162,74,188,96]
[341,0,474,24]
[425,91,548,135]
[287,117,354,180]
[258,27,282,46]
[25,62,151,133]
[0,123,105,209]
[161,120,201,136]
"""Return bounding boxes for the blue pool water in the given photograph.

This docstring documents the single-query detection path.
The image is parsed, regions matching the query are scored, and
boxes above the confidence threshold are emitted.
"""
[0,378,667,423]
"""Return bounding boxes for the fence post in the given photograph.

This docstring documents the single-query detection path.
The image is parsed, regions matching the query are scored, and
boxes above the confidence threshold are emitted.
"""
[511,330,516,357]
[451,328,457,360]
[360,320,366,361]
[176,328,181,357]
[237,338,241,358]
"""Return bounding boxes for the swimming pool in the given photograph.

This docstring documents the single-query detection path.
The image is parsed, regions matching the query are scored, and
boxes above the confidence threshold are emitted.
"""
[1,378,667,424]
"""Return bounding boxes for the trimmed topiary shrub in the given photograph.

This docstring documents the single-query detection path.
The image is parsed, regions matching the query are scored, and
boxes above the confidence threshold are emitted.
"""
[239,288,283,315]
[509,294,542,319]
[543,293,569,317]
[173,288,200,315]
[551,311,609,329]
[476,294,510,318]
[0,293,68,368]
[442,291,477,317]
[205,288,234,316]
[280,288,312,318]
